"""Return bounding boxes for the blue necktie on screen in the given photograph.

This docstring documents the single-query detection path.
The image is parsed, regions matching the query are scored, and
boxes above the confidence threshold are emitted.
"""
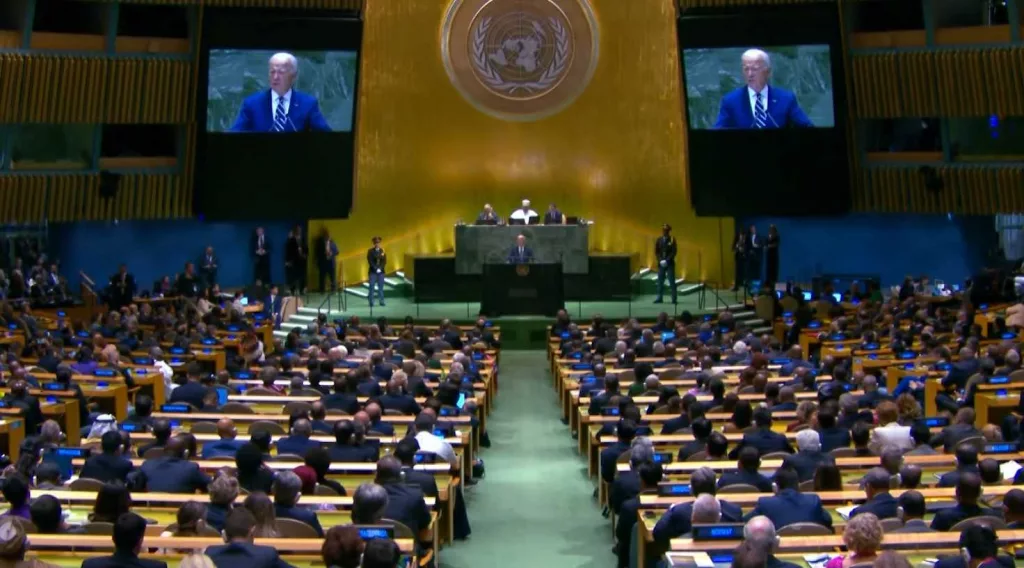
[273,97,287,132]
[754,92,768,129]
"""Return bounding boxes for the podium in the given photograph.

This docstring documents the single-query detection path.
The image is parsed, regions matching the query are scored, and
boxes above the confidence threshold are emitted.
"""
[481,263,564,316]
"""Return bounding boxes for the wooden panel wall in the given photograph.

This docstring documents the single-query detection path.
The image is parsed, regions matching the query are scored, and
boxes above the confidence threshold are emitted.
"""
[851,49,1024,118]
[855,167,1024,214]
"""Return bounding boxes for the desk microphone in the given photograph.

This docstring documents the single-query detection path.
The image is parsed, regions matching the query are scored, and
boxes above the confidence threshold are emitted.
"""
[766,105,782,128]
[286,115,300,132]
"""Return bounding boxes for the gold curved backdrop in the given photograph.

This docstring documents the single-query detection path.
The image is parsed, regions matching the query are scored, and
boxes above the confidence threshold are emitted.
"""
[311,0,733,287]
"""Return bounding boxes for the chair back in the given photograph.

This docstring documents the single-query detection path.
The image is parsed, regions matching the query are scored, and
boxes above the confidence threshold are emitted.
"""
[659,368,685,380]
[830,447,857,457]
[949,516,1007,532]
[384,409,405,416]
[79,522,115,535]
[879,518,904,532]
[8,518,35,533]
[246,387,281,396]
[249,420,285,435]
[220,402,255,414]
[315,483,339,496]
[69,478,106,492]
[956,436,986,453]
[274,454,304,462]
[798,479,816,492]
[165,523,221,537]
[275,517,320,538]
[189,422,219,434]
[142,447,165,459]
[283,401,313,416]
[718,483,760,494]
[686,451,708,462]
[790,423,811,432]
[776,522,832,536]
[381,518,415,538]
[762,451,791,460]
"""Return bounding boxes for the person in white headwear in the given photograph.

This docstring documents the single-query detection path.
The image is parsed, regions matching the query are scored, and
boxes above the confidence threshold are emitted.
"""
[508,199,538,224]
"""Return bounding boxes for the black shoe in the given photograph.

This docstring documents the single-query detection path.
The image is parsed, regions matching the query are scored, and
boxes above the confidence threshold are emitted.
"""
[653,299,663,304]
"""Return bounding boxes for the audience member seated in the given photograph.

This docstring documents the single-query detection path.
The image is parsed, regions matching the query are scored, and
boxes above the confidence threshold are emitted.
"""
[0,516,60,568]
[652,467,742,544]
[719,446,773,492]
[80,430,134,483]
[933,524,1014,568]
[361,538,402,568]
[205,508,292,568]
[906,422,938,455]
[352,483,389,525]
[304,447,346,496]
[375,456,431,536]
[785,429,835,482]
[824,512,883,568]
[272,470,324,536]
[677,418,710,461]
[88,483,131,525]
[813,463,843,492]
[743,516,800,568]
[744,466,832,529]
[379,375,421,415]
[393,438,438,498]
[610,439,653,514]
[206,474,239,532]
[29,495,67,534]
[931,473,1000,531]
[938,445,981,488]
[891,490,933,533]
[138,435,210,493]
[169,363,210,410]
[412,412,457,467]
[615,461,662,568]
[276,419,319,458]
[235,442,275,494]
[815,407,850,453]
[320,526,365,568]
[869,401,913,454]
[328,420,378,463]
[931,408,983,453]
[850,468,898,520]
[242,493,280,538]
[138,420,172,457]
[1,476,30,520]
[81,512,167,568]
[729,407,793,458]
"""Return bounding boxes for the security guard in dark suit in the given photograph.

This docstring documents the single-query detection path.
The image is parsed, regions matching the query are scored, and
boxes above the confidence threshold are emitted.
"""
[367,236,387,307]
[654,224,677,304]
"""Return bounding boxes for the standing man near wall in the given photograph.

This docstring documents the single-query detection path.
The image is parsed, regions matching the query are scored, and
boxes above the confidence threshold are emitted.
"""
[251,227,271,284]
[654,224,677,304]
[367,236,387,307]
[285,225,308,296]
[316,229,339,292]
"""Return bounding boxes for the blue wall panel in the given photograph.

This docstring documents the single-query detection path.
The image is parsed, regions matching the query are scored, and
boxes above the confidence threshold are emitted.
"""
[738,214,994,286]
[51,219,299,292]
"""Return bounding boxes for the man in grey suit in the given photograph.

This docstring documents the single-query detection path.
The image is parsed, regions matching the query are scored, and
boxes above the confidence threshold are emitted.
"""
[205,508,296,568]
[891,490,935,533]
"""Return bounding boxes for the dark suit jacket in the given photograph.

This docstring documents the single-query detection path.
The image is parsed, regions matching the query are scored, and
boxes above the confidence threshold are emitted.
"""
[507,246,534,264]
[264,295,284,319]
[616,495,643,568]
[610,471,641,514]
[275,435,320,458]
[767,556,802,568]
[206,541,296,568]
[370,420,395,436]
[4,395,42,434]
[728,428,794,459]
[206,503,231,532]
[382,482,431,534]
[713,85,812,129]
[745,489,832,529]
[850,492,899,520]
[718,469,773,492]
[652,498,743,542]
[203,439,246,459]
[80,453,134,483]
[82,551,167,568]
[938,464,980,488]
[660,415,689,435]
[401,466,438,497]
[322,392,359,414]
[933,555,1014,568]
[600,441,629,483]
[275,503,324,536]
[140,456,211,493]
[169,382,209,410]
[818,427,851,453]
[934,423,985,453]
[230,89,331,133]
[941,359,980,390]
[378,393,421,415]
[930,503,1000,531]
[785,450,835,482]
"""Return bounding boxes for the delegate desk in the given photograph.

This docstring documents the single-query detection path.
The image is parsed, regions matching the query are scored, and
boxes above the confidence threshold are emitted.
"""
[20,535,415,568]
[454,224,588,274]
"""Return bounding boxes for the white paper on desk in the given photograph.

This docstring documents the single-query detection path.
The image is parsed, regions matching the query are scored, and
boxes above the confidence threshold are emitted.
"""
[836,506,855,521]
[803,554,834,568]
[670,554,714,568]
[1001,460,1022,480]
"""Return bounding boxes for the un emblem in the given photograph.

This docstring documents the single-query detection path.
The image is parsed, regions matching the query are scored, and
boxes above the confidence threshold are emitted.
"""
[442,0,600,121]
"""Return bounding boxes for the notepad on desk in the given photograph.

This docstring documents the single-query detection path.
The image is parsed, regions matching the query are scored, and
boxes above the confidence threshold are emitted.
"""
[836,505,856,521]
[803,554,835,568]
[1001,459,1022,480]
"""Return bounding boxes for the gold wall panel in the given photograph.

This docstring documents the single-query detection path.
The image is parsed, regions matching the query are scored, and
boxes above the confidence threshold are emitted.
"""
[43,173,190,222]
[678,0,832,7]
[80,0,361,8]
[0,177,47,223]
[855,166,1024,214]
[313,0,733,286]
[851,49,1024,118]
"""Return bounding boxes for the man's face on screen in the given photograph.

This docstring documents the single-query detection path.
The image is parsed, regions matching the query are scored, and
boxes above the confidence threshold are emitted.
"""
[741,55,769,92]
[269,59,296,95]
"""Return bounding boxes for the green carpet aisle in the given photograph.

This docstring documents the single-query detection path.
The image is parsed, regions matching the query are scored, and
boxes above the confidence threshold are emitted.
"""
[439,351,610,568]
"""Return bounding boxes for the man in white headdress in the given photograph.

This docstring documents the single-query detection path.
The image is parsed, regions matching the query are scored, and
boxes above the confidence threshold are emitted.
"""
[508,199,539,224]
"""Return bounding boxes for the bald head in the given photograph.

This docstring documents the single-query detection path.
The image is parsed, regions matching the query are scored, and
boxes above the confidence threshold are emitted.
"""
[365,402,382,421]
[164,436,186,458]
[216,418,236,440]
[353,411,370,426]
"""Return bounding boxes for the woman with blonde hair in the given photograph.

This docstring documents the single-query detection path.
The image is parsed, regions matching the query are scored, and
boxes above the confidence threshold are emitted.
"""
[825,512,883,568]
[787,401,817,432]
[242,492,280,538]
[895,393,922,425]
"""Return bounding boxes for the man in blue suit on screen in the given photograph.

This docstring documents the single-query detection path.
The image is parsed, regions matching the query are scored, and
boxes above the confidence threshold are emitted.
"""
[230,52,332,133]
[714,49,813,129]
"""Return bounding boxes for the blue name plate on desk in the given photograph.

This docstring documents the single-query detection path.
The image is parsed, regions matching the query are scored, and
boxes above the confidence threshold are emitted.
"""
[601,407,620,416]
[989,376,1010,384]
[42,383,64,391]
[920,416,949,428]
[572,364,591,370]
[653,452,673,464]
[984,442,1017,454]
[657,483,690,496]
[94,368,116,377]
[161,404,190,413]
[169,347,186,355]
[357,526,394,540]
[692,524,744,540]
